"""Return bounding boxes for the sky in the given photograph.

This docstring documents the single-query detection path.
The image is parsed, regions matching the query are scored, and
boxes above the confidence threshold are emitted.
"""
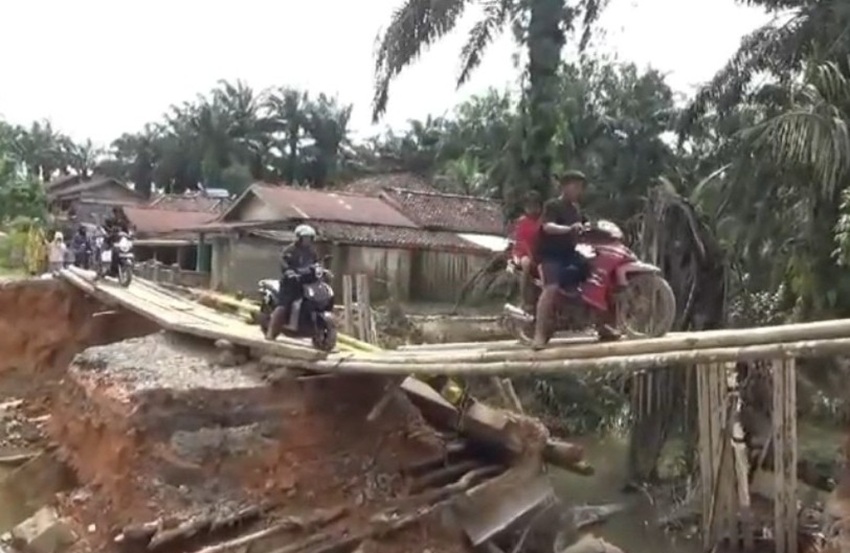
[0,0,772,146]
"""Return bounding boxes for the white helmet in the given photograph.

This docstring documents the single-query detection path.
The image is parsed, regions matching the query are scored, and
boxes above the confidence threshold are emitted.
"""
[294,224,316,238]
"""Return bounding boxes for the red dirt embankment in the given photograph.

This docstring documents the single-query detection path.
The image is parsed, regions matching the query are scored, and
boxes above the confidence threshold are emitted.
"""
[0,280,478,552]
[0,278,157,406]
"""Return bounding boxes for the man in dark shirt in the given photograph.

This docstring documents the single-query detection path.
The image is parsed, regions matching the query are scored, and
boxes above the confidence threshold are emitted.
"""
[532,170,618,348]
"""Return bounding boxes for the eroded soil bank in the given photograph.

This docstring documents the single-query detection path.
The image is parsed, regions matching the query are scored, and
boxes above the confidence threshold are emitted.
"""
[0,279,501,553]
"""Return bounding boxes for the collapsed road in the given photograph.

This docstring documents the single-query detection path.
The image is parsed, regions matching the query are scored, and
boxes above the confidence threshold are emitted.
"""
[0,277,619,553]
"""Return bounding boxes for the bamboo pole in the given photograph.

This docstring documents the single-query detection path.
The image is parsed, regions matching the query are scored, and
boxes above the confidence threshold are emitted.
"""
[270,338,850,376]
[341,318,850,365]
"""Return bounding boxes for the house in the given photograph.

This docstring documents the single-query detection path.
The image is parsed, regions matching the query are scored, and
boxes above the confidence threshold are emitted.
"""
[336,172,436,196]
[341,174,510,249]
[48,175,146,240]
[148,190,232,213]
[120,206,218,270]
[47,175,143,212]
[196,182,496,301]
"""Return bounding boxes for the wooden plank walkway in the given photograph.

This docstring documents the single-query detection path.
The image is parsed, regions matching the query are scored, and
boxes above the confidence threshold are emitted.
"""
[58,267,850,376]
[58,267,325,360]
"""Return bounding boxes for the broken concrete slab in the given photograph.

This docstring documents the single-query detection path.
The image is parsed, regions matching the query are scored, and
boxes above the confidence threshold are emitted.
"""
[11,506,78,553]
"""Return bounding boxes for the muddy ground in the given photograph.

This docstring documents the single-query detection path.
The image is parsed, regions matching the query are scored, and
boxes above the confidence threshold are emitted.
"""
[0,279,489,553]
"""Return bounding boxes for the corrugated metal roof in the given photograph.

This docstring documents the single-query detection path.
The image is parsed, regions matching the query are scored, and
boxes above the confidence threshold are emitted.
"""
[250,222,489,253]
[123,207,217,236]
[249,184,418,228]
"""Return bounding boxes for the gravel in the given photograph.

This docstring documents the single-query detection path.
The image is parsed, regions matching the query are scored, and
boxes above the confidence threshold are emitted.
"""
[73,332,264,392]
[170,423,274,464]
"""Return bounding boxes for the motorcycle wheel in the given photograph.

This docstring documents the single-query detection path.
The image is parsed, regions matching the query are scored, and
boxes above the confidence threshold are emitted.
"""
[118,263,133,287]
[312,316,337,352]
[616,273,676,338]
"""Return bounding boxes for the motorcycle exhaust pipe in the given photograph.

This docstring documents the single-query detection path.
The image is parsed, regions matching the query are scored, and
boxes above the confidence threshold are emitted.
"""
[503,303,534,324]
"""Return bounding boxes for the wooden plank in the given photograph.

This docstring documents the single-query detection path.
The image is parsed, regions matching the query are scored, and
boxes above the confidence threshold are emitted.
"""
[696,363,713,550]
[61,267,323,361]
[342,275,354,336]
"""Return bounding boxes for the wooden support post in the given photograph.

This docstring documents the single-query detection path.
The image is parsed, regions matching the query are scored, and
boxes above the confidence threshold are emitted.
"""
[697,362,738,551]
[729,369,754,551]
[772,357,797,553]
[355,274,373,344]
[342,275,354,336]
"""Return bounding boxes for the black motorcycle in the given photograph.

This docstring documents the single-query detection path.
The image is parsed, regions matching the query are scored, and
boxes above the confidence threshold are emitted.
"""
[258,262,337,352]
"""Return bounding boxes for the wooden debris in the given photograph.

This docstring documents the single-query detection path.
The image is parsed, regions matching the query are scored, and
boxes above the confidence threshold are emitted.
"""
[272,467,499,553]
[117,504,266,550]
[192,507,346,553]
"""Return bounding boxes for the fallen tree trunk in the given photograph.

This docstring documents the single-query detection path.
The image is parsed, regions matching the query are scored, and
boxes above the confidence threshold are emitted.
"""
[270,338,850,376]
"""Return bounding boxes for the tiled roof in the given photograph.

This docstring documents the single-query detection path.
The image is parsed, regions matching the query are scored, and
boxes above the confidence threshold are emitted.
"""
[230,183,417,228]
[149,193,230,213]
[251,221,489,253]
[379,188,505,235]
[336,172,436,197]
[122,207,217,236]
[46,174,82,190]
[49,176,140,199]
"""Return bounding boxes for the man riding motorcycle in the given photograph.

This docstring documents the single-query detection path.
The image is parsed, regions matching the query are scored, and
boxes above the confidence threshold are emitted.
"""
[102,207,130,275]
[531,170,620,349]
[266,224,319,339]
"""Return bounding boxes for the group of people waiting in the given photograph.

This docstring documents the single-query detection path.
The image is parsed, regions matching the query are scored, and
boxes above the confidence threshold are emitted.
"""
[46,207,130,273]
[509,170,619,348]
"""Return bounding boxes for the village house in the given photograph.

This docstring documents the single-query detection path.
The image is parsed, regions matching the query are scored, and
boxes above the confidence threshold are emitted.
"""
[121,206,218,270]
[47,174,145,228]
[194,177,505,302]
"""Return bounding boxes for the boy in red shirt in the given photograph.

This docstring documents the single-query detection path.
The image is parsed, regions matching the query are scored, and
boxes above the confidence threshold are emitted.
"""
[511,191,542,311]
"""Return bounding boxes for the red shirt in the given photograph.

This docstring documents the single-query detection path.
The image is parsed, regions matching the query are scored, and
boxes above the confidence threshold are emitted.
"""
[511,214,541,259]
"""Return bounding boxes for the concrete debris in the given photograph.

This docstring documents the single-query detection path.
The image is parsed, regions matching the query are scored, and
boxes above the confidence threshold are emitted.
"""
[74,334,262,391]
[11,506,78,553]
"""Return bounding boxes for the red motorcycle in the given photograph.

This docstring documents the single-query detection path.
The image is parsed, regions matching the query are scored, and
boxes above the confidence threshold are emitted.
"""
[503,220,676,342]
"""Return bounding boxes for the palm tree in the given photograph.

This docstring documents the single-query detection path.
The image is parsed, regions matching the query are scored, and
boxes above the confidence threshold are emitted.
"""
[372,0,604,198]
[264,87,310,183]
[684,0,850,125]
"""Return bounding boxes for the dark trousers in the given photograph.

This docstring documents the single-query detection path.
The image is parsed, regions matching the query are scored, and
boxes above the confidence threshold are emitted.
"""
[277,276,302,310]
[539,250,589,289]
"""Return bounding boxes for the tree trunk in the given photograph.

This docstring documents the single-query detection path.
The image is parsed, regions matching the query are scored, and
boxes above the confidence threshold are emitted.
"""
[523,0,565,199]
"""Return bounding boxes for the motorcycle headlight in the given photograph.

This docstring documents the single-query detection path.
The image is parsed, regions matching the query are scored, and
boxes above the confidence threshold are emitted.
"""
[118,239,132,253]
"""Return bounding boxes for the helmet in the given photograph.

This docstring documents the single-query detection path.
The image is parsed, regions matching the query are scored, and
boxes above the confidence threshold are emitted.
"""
[294,224,317,239]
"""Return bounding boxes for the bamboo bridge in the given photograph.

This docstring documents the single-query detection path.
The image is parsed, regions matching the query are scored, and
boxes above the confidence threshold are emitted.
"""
[57,266,845,553]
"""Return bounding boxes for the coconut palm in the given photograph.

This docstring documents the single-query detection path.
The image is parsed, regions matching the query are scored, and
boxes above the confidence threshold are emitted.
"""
[372,0,604,198]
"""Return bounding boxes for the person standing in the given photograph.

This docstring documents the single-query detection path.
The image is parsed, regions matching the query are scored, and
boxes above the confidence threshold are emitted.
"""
[47,231,67,274]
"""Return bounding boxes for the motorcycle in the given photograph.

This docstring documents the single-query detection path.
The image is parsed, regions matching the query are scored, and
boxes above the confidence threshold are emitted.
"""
[503,220,676,342]
[93,230,135,287]
[257,262,337,352]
